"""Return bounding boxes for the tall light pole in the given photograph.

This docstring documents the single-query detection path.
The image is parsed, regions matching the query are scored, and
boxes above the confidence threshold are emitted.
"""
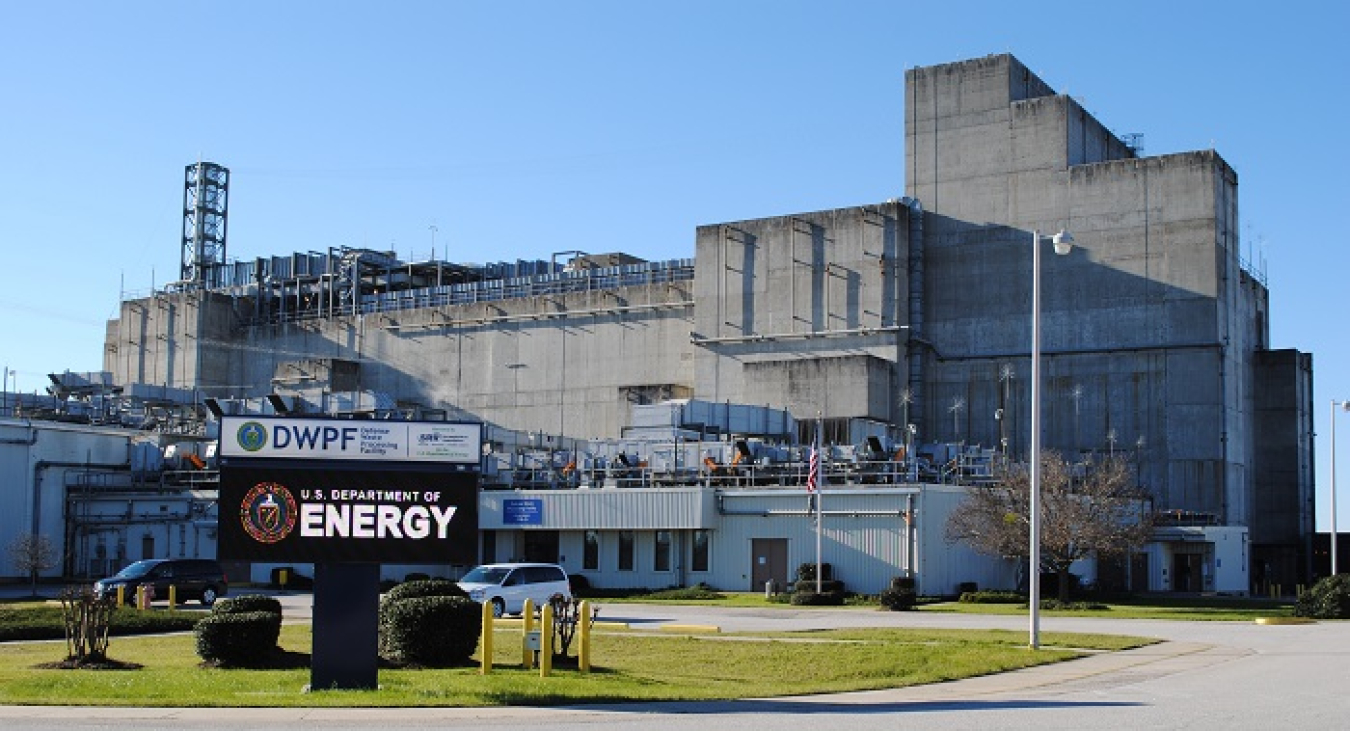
[1332,399,1350,576]
[1029,228,1073,649]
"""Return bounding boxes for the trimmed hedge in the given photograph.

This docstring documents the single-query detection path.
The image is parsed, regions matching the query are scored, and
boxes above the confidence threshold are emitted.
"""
[959,590,1025,604]
[0,605,198,642]
[378,595,481,666]
[793,579,845,594]
[383,578,468,603]
[643,584,724,600]
[194,610,282,667]
[211,594,282,616]
[1295,574,1350,619]
[879,577,917,611]
[796,562,833,582]
[789,590,845,606]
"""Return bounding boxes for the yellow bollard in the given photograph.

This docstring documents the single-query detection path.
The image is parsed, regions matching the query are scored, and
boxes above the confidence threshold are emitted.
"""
[116,585,125,607]
[135,585,144,611]
[578,600,591,673]
[521,598,535,669]
[279,569,289,588]
[480,598,494,675]
[168,585,177,608]
[540,602,553,677]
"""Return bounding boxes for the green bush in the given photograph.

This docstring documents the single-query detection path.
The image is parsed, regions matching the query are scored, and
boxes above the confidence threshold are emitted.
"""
[789,590,845,606]
[378,595,481,666]
[383,578,467,603]
[794,579,844,595]
[959,590,1025,604]
[0,605,198,642]
[796,562,833,582]
[211,594,282,616]
[879,577,917,611]
[194,611,282,667]
[1295,574,1350,619]
[1038,599,1109,611]
[644,584,724,600]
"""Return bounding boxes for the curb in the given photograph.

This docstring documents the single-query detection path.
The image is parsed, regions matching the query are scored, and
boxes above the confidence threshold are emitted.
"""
[659,624,721,634]
[1253,616,1315,625]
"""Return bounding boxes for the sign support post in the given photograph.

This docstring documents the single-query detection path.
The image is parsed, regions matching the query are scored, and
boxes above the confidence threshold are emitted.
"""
[310,562,381,690]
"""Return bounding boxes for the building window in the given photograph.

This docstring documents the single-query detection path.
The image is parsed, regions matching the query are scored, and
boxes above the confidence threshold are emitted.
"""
[618,530,635,571]
[691,529,710,572]
[654,530,671,571]
[481,530,496,564]
[583,530,600,571]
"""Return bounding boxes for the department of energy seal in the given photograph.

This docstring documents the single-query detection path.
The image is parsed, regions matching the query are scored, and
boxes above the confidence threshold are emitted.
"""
[240,482,298,544]
[236,421,268,452]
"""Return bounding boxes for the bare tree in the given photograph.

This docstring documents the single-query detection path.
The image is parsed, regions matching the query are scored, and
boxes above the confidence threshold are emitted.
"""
[7,533,58,598]
[945,451,1154,601]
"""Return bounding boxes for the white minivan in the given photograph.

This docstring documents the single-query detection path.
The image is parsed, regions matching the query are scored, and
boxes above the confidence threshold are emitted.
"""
[457,562,572,617]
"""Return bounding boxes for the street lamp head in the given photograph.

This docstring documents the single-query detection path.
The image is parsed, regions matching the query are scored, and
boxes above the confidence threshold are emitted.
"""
[1340,399,1350,413]
[1051,230,1075,255]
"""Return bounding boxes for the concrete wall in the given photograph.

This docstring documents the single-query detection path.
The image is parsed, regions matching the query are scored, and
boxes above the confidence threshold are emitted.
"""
[692,202,910,421]
[1251,349,1315,587]
[109,281,696,440]
[902,53,1266,528]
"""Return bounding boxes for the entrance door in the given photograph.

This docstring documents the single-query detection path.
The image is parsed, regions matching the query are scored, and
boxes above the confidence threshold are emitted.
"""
[1130,552,1149,593]
[750,538,788,592]
[522,531,560,563]
[1173,552,1202,593]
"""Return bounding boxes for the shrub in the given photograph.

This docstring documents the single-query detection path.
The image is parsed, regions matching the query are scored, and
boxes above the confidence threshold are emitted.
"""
[211,594,282,616]
[643,584,724,600]
[796,562,833,582]
[789,590,845,606]
[194,611,282,667]
[1295,574,1350,619]
[879,577,917,611]
[383,578,467,602]
[378,595,481,666]
[959,590,1025,604]
[1038,599,1109,611]
[794,579,844,594]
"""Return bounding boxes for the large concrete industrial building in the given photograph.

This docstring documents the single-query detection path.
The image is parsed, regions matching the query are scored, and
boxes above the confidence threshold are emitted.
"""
[2,54,1313,596]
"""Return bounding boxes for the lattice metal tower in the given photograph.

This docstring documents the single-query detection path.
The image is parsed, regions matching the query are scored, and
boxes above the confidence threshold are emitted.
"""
[180,162,230,288]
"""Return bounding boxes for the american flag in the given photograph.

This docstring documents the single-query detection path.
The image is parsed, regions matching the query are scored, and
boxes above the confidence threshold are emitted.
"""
[806,441,819,492]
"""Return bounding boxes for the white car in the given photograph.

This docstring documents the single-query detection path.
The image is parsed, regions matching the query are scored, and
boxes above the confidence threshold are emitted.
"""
[457,562,572,617]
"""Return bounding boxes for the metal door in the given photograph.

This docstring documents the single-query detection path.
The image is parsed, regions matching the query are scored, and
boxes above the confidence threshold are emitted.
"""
[750,538,788,592]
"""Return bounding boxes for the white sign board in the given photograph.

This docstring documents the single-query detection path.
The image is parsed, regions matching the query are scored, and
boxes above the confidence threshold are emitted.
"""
[220,416,481,464]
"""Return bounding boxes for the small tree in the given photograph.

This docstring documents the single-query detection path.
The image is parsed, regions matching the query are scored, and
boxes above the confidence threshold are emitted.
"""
[8,532,58,597]
[58,586,115,664]
[945,451,1154,601]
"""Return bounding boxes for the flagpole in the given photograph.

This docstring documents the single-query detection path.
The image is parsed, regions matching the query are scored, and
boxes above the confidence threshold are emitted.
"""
[815,413,823,594]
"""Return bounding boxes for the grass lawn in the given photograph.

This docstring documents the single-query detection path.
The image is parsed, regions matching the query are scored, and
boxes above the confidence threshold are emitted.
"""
[0,623,1155,707]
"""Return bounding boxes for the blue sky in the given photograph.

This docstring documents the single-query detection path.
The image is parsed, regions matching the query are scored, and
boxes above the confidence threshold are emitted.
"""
[2,1,1347,529]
